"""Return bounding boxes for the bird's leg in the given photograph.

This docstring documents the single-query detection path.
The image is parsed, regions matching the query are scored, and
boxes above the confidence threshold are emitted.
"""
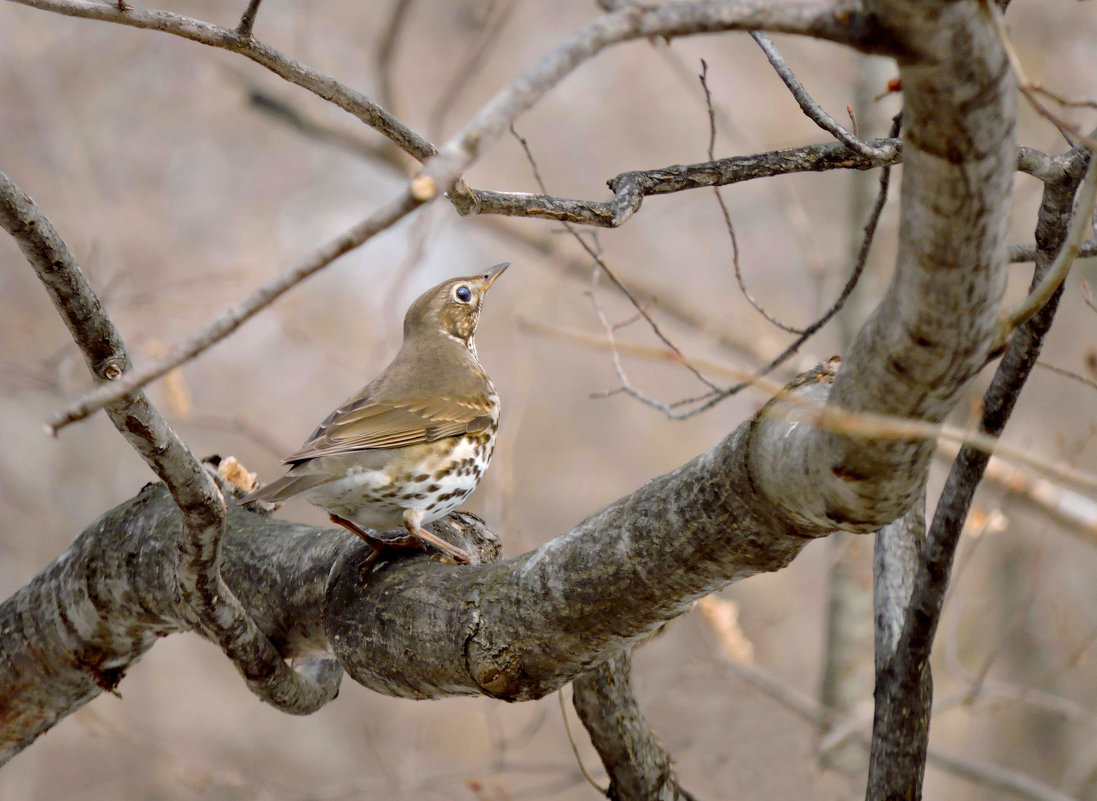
[328,513,387,572]
[403,508,472,564]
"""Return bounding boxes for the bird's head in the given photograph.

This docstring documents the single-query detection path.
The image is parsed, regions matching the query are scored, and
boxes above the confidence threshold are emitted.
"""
[403,263,509,348]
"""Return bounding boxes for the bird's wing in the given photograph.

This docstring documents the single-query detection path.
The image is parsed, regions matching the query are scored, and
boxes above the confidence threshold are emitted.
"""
[285,393,496,462]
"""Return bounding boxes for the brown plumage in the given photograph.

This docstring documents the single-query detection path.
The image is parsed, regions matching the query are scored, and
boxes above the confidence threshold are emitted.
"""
[244,263,508,564]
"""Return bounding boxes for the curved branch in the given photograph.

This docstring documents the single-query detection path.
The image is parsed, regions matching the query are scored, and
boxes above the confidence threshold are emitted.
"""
[749,0,1018,535]
[0,172,339,723]
[472,138,902,226]
[10,0,437,161]
[0,486,358,765]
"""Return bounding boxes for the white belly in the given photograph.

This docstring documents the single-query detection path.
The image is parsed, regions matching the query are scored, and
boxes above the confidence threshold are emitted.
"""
[302,436,494,532]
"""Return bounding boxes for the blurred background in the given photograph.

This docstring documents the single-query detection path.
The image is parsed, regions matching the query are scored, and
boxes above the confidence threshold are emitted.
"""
[2,1,1097,798]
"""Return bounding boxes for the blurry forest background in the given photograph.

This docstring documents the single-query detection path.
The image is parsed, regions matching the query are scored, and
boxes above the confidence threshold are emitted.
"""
[2,1,1097,799]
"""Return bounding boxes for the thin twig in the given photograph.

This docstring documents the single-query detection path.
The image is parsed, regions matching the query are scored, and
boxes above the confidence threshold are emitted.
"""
[521,111,894,419]
[751,31,887,159]
[670,113,900,419]
[376,0,414,119]
[557,690,608,795]
[520,318,1097,493]
[700,60,806,334]
[510,117,893,418]
[512,126,722,400]
[1031,85,1097,111]
[46,191,422,432]
[696,612,1079,801]
[589,271,676,413]
[235,0,262,37]
[983,0,1097,153]
[1035,360,1097,394]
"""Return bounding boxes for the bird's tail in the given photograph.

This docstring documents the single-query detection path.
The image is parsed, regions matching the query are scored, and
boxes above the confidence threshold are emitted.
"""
[241,472,335,504]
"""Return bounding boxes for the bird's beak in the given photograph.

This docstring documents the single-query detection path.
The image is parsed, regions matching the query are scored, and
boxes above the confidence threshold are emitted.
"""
[483,262,509,290]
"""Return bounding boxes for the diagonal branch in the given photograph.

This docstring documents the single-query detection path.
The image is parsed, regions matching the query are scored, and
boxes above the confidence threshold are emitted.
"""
[418,0,886,205]
[750,31,887,159]
[44,189,422,432]
[10,0,438,161]
[572,650,699,801]
[0,171,341,722]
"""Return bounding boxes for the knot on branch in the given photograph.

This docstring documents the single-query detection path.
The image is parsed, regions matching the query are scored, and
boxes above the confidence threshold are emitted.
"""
[95,356,128,382]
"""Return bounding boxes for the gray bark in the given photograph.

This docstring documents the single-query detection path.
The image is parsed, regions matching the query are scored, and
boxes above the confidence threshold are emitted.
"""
[0,0,1039,786]
[572,650,696,801]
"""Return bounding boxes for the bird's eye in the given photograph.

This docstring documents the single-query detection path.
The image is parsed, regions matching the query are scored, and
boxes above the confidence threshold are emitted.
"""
[455,285,472,303]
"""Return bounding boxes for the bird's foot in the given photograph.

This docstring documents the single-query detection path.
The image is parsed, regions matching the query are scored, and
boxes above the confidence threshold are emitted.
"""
[329,513,470,565]
[401,511,472,564]
[416,532,471,565]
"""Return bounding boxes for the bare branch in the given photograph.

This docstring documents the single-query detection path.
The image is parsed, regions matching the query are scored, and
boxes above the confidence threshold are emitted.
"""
[866,131,1088,801]
[671,117,897,418]
[521,320,1097,494]
[1004,157,1097,332]
[11,0,438,161]
[511,126,722,399]
[236,0,262,37]
[984,0,1097,153]
[572,651,698,801]
[1010,238,1097,262]
[0,171,340,721]
[45,190,421,432]
[417,0,886,202]
[376,0,414,120]
[469,138,902,226]
[751,31,888,159]
[700,60,806,334]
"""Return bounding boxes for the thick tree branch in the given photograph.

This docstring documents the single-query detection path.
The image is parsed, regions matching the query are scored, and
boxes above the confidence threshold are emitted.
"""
[750,0,1018,539]
[0,171,342,752]
[866,139,1092,799]
[0,486,363,765]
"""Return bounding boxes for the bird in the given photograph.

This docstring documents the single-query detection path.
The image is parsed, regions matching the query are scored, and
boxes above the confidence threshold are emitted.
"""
[243,263,508,565]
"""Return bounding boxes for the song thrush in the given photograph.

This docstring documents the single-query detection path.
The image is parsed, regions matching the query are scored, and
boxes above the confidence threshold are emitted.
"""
[244,263,508,565]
